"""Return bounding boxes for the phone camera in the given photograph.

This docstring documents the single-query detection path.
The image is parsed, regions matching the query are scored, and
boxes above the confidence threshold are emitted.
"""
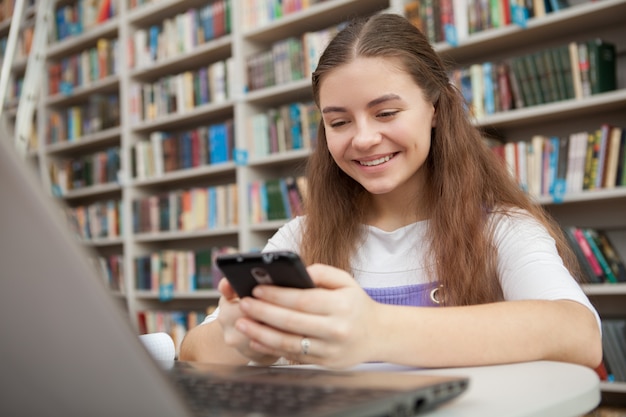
[251,267,273,285]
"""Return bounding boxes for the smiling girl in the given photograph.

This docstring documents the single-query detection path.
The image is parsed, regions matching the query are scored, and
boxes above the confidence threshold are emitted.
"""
[180,13,602,370]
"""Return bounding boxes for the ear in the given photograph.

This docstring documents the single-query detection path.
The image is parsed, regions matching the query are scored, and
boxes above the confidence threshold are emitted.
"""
[431,103,437,128]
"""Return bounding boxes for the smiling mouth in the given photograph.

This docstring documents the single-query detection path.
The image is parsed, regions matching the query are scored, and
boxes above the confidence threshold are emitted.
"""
[358,153,397,167]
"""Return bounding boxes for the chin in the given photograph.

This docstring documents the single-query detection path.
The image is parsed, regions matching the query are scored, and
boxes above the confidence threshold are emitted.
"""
[363,184,397,195]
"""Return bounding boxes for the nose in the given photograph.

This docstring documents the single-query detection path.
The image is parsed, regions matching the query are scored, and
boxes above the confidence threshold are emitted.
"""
[352,119,382,150]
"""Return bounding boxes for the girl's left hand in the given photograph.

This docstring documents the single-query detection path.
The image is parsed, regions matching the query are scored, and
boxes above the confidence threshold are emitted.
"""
[233,263,382,369]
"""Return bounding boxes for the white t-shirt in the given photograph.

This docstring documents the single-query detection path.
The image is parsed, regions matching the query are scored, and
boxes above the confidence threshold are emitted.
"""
[202,211,600,327]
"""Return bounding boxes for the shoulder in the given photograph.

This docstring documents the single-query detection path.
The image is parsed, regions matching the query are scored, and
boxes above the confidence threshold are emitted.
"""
[487,208,551,242]
[263,216,305,253]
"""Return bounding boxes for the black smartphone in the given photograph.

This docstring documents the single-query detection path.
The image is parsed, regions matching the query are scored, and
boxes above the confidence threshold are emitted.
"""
[215,251,315,298]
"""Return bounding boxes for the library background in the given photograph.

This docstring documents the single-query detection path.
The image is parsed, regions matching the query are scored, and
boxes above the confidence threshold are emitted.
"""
[1,0,625,411]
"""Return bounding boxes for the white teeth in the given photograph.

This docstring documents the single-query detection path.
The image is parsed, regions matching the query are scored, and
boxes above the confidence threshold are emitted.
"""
[359,154,394,167]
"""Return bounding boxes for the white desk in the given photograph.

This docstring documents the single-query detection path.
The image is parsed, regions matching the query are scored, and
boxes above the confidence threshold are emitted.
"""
[351,361,600,417]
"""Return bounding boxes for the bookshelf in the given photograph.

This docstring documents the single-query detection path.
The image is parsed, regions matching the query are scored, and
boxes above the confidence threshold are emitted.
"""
[1,0,625,403]
[432,0,626,406]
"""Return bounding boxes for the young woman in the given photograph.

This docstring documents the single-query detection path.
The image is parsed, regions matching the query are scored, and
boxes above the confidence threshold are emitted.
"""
[179,13,602,370]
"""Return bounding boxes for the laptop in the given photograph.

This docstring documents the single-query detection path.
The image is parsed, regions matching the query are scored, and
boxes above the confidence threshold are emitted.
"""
[0,136,468,417]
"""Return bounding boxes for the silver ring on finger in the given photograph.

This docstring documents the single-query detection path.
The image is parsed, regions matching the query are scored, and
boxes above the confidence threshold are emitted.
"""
[300,337,311,355]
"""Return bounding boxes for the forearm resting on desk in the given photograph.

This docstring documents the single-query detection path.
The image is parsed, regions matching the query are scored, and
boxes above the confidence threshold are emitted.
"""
[372,299,602,369]
[179,321,246,364]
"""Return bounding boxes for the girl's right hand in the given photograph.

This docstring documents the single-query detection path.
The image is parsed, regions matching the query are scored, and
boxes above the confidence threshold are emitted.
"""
[216,278,280,365]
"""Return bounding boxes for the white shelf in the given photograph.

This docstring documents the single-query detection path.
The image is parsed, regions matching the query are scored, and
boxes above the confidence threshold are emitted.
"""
[135,289,221,299]
[130,100,235,133]
[45,76,120,106]
[537,187,626,205]
[583,283,626,296]
[46,17,119,59]
[242,0,390,43]
[130,161,237,187]
[133,227,239,243]
[436,0,626,64]
[475,89,626,130]
[129,36,233,81]
[59,182,122,200]
[600,381,626,394]
[45,127,122,154]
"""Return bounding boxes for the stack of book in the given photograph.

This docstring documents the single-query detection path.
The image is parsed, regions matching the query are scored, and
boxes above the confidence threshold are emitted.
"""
[129,0,230,69]
[600,319,626,383]
[48,146,121,194]
[491,123,626,198]
[563,227,626,285]
[133,120,234,179]
[130,59,232,124]
[48,38,119,95]
[249,176,307,223]
[449,39,617,118]
[246,101,320,157]
[405,0,572,45]
[67,198,122,240]
[47,94,120,144]
[134,246,237,295]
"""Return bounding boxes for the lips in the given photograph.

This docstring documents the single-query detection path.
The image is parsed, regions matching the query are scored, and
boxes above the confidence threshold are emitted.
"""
[358,153,397,167]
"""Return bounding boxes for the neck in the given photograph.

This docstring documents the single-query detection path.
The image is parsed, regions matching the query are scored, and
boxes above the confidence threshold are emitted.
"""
[366,191,427,232]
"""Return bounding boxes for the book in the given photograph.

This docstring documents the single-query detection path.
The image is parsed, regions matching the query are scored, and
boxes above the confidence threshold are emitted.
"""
[554,44,575,100]
[511,56,534,107]
[593,230,626,283]
[577,41,592,97]
[568,41,583,99]
[195,249,214,290]
[522,53,544,105]
[582,228,618,283]
[482,61,495,115]
[159,250,176,301]
[208,122,231,164]
[563,227,599,284]
[570,227,604,283]
[565,131,585,194]
[226,183,238,227]
[582,130,598,190]
[602,126,622,188]
[593,124,611,189]
[616,128,626,187]
[496,62,513,112]
[470,63,484,118]
[452,0,469,42]
[594,360,610,382]
[284,176,305,217]
[404,0,423,32]
[586,38,617,95]
[207,186,218,229]
[602,320,626,382]
[527,135,545,197]
[554,135,569,197]
[548,0,569,12]
[264,178,288,221]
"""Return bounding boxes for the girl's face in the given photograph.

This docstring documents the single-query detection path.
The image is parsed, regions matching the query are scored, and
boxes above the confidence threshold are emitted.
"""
[319,56,436,198]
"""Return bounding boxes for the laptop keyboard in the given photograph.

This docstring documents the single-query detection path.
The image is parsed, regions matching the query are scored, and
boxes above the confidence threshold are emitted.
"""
[171,369,397,417]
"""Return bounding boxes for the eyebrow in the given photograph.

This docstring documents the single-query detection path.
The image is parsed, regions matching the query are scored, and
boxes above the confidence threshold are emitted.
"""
[321,93,402,114]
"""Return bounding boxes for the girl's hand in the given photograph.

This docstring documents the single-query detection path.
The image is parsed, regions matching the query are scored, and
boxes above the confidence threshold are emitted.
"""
[233,264,381,369]
[216,278,280,365]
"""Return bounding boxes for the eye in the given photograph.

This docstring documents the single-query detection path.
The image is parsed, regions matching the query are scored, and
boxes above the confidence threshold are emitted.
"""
[377,110,400,119]
[327,119,349,129]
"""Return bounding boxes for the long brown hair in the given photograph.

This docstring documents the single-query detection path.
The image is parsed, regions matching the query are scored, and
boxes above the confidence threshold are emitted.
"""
[301,13,581,306]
